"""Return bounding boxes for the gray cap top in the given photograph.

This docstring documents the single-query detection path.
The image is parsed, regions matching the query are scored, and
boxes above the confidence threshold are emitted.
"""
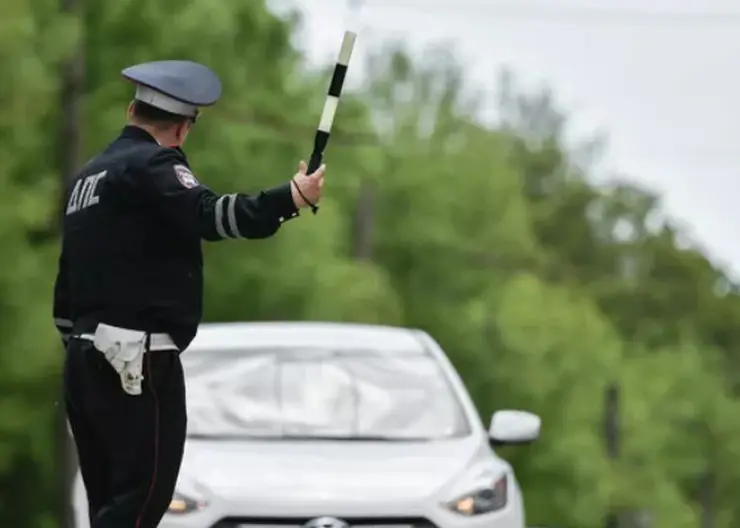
[121,60,222,118]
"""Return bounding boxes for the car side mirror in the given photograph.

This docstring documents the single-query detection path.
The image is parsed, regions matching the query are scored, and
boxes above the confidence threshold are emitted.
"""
[488,410,541,446]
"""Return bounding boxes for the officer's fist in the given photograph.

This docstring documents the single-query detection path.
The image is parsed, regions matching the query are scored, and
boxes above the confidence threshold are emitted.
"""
[290,160,325,208]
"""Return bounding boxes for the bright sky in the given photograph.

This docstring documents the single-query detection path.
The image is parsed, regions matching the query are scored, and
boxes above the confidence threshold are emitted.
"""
[274,0,740,276]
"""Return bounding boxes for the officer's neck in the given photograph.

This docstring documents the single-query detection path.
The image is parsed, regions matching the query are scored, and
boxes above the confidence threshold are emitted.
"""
[127,121,176,147]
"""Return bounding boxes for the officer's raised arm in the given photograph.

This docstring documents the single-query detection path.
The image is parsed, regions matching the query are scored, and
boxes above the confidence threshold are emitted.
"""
[120,60,325,241]
[144,149,306,240]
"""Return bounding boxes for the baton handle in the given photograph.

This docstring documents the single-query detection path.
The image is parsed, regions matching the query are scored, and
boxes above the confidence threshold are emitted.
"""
[307,151,323,175]
[304,151,323,215]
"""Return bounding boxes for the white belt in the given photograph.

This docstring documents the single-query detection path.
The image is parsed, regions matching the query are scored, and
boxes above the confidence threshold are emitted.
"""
[77,332,177,351]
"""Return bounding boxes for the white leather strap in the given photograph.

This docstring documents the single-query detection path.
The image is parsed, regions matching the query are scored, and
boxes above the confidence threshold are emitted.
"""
[77,332,177,351]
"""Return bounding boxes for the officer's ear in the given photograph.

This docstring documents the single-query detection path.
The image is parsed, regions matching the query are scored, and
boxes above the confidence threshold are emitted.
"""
[174,121,191,146]
[126,101,135,120]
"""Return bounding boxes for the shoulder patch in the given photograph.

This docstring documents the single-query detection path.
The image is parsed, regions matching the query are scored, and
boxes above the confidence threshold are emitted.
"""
[173,164,199,189]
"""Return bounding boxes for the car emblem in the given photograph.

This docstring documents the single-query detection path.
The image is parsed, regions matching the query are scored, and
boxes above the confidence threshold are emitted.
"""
[304,517,349,528]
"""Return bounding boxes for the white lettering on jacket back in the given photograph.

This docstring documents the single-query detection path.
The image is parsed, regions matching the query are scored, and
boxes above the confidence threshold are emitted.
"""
[66,170,107,215]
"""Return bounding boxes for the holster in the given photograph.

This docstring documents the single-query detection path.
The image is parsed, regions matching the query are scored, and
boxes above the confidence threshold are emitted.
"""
[93,323,147,396]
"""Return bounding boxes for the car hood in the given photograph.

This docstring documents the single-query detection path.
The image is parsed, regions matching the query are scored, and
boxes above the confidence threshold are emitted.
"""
[178,436,492,503]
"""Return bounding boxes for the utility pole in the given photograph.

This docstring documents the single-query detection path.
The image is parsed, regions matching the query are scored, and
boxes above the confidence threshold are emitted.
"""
[57,0,85,524]
[59,0,85,189]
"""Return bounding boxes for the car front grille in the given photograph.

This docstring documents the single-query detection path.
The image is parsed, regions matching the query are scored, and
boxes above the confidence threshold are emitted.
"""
[212,517,438,528]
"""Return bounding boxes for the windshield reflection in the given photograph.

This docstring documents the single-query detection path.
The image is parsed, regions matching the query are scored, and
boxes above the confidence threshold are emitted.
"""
[182,348,470,440]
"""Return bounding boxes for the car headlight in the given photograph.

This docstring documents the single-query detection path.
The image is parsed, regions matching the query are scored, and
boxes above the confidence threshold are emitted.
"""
[168,491,207,515]
[446,474,508,516]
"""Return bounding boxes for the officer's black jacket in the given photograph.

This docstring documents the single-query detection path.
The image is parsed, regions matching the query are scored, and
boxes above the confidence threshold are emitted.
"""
[53,125,299,350]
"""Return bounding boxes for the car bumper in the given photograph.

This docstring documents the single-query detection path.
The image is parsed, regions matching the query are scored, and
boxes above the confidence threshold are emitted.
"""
[159,495,525,528]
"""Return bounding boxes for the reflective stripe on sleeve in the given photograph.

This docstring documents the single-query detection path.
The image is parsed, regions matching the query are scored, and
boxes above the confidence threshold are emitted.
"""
[214,195,230,239]
[225,194,241,238]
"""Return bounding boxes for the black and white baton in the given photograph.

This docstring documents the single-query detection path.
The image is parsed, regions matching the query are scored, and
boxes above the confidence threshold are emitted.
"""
[304,30,357,214]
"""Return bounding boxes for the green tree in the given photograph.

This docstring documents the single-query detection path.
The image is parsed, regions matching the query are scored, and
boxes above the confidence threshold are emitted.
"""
[498,74,740,526]
[0,1,77,527]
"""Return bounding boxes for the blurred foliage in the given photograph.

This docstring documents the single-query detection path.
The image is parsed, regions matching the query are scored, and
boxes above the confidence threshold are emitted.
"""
[1,0,740,527]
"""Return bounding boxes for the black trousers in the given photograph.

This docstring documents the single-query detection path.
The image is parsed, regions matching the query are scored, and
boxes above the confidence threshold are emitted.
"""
[64,337,187,528]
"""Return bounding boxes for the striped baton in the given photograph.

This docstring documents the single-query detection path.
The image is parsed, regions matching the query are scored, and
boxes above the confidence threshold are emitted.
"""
[304,30,357,214]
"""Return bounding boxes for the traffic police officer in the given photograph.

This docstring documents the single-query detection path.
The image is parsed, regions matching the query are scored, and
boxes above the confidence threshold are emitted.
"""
[53,60,325,527]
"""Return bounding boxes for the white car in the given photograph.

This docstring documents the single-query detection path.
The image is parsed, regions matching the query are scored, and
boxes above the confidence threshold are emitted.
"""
[72,322,541,528]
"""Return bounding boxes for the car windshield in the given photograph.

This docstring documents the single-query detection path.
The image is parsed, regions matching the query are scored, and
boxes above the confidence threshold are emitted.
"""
[182,347,471,440]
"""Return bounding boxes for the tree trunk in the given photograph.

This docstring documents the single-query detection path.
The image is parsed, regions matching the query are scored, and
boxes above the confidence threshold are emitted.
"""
[352,180,374,260]
[604,383,620,528]
[699,468,716,528]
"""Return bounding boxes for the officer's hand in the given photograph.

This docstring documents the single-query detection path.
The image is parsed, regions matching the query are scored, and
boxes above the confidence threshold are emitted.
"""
[290,160,325,208]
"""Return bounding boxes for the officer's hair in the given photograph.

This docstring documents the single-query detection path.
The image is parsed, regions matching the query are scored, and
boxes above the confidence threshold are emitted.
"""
[130,100,190,129]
